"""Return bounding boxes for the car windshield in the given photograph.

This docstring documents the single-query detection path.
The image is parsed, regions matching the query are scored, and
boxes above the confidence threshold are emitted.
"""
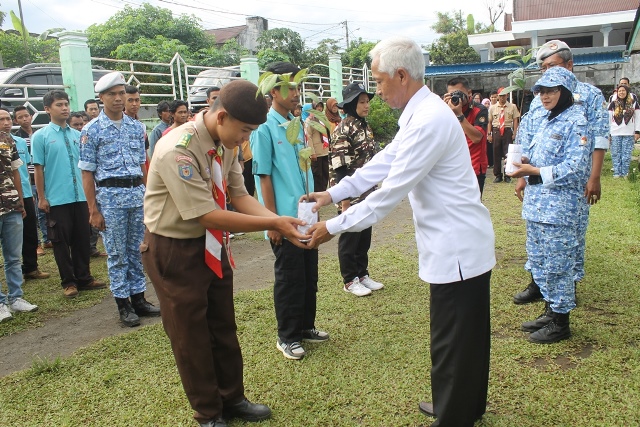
[0,69,20,84]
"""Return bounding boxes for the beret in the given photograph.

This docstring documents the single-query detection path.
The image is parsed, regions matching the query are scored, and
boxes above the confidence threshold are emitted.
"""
[531,66,577,94]
[219,80,268,125]
[536,40,571,65]
[95,72,127,93]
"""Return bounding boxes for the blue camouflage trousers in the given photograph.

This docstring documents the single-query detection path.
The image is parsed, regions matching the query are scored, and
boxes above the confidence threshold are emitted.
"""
[610,135,635,177]
[573,201,589,283]
[100,205,146,298]
[526,221,577,314]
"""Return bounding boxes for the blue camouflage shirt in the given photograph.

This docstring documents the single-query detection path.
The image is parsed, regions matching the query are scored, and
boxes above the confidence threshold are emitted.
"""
[521,105,590,226]
[78,111,146,209]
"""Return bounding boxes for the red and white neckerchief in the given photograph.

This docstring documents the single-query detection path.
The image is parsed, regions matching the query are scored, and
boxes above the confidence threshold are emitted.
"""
[499,105,506,136]
[204,145,235,278]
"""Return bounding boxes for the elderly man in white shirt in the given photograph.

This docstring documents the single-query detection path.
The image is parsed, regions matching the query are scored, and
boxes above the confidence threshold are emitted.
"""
[305,37,496,427]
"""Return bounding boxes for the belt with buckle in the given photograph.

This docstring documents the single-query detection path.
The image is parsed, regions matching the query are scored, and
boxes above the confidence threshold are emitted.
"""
[97,177,143,188]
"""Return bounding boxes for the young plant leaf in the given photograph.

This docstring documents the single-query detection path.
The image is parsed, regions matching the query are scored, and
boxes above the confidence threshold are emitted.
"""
[286,117,302,145]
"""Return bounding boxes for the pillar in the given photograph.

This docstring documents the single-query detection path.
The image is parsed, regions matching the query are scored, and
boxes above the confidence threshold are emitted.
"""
[328,54,343,103]
[58,31,95,112]
[601,25,613,47]
[240,56,259,85]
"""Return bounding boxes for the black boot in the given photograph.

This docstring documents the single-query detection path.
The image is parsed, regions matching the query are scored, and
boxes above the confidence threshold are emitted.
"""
[521,301,553,332]
[115,297,140,327]
[528,311,571,344]
[131,292,161,317]
[513,275,543,304]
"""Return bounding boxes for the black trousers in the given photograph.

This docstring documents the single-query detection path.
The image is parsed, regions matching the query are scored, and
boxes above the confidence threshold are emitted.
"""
[492,128,513,178]
[476,173,486,197]
[242,159,255,197]
[430,270,491,427]
[21,197,40,274]
[142,232,245,424]
[47,202,94,288]
[337,226,372,283]
[486,140,494,167]
[311,156,330,192]
[271,239,318,342]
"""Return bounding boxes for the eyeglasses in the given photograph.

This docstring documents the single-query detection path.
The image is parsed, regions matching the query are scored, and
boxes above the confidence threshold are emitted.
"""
[539,61,565,72]
[533,87,561,97]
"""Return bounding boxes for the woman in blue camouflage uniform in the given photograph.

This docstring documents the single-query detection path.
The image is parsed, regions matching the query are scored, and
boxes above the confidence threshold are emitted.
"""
[508,66,591,344]
[330,83,384,297]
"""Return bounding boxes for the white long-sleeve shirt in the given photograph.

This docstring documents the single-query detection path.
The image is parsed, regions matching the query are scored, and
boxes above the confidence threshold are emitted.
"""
[326,86,496,284]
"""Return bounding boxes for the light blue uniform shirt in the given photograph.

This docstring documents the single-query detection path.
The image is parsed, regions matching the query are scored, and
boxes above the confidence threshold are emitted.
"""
[31,123,86,206]
[78,112,146,209]
[12,135,32,198]
[250,108,313,218]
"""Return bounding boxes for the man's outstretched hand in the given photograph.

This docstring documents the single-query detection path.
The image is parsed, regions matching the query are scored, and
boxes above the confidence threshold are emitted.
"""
[307,221,334,249]
[300,191,333,213]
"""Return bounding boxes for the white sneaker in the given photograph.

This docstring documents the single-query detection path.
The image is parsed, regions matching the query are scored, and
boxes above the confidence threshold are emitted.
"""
[9,298,39,313]
[343,277,372,297]
[360,275,384,290]
[0,303,13,323]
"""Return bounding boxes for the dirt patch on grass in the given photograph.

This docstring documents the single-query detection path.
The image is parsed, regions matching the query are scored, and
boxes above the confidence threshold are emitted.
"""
[525,344,595,371]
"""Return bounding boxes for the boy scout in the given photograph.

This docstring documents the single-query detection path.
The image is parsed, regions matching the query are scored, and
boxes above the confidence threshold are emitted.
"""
[142,80,310,427]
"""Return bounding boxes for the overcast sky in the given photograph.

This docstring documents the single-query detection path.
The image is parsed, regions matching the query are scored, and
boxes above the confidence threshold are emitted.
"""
[2,0,512,50]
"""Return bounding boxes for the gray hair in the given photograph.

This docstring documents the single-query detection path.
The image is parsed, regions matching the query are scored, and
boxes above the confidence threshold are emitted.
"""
[369,37,425,81]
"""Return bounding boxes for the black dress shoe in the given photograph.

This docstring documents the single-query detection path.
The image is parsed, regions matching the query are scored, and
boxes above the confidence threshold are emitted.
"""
[504,176,511,183]
[224,398,271,422]
[199,418,227,427]
[131,292,161,317]
[419,401,436,417]
[493,176,503,183]
[115,298,140,327]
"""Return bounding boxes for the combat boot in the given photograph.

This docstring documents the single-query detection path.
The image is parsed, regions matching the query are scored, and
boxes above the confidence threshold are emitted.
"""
[115,297,140,327]
[521,301,553,332]
[131,292,161,317]
[528,311,571,344]
[513,274,543,304]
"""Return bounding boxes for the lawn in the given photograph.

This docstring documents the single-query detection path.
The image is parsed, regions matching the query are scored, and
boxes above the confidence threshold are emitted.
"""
[1,154,639,426]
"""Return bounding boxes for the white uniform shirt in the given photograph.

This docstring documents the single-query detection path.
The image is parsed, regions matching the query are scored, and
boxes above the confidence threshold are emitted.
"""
[326,86,496,284]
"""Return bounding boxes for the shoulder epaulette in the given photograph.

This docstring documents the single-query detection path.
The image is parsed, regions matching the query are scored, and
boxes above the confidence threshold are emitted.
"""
[176,129,195,148]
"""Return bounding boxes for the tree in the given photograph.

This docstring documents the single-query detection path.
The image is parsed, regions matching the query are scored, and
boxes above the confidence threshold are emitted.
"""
[0,32,59,67]
[256,28,306,66]
[341,38,377,69]
[485,0,505,32]
[257,49,290,69]
[86,4,212,59]
[368,97,399,145]
[427,10,481,65]
[306,38,341,71]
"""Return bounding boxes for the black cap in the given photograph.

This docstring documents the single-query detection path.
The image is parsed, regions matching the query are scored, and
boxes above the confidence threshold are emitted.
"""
[219,80,268,125]
[338,83,374,108]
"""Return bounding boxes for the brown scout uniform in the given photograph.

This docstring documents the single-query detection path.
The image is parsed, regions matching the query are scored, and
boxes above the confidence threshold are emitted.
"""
[141,110,248,424]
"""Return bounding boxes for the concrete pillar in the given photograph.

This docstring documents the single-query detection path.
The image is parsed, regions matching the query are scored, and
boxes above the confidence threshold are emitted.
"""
[601,25,613,47]
[328,54,343,103]
[58,31,95,112]
[240,56,259,85]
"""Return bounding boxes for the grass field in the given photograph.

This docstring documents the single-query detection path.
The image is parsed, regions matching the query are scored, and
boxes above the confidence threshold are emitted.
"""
[1,154,639,426]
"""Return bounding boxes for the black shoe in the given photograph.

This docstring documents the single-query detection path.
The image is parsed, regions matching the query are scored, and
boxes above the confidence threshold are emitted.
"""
[130,292,161,317]
[493,176,503,183]
[418,401,436,417]
[513,277,543,304]
[199,419,227,427]
[223,398,271,422]
[521,301,553,332]
[529,312,571,344]
[504,176,511,183]
[115,298,140,327]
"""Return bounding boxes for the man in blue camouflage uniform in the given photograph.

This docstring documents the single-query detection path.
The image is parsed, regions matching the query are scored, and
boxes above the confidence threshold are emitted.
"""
[513,40,609,305]
[79,72,159,327]
[509,67,591,343]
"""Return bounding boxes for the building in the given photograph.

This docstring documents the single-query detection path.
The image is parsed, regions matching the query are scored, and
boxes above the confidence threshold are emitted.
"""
[205,17,267,54]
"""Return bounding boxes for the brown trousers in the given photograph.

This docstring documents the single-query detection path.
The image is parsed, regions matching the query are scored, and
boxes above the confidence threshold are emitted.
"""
[141,231,244,423]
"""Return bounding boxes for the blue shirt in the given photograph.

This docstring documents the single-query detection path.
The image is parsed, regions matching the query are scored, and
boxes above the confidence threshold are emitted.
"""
[31,123,86,206]
[12,135,32,198]
[78,112,146,209]
[521,105,590,226]
[250,108,313,218]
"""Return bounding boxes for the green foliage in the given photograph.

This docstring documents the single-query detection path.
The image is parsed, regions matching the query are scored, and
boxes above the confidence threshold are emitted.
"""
[428,31,480,65]
[112,35,190,63]
[306,38,341,71]
[431,10,466,34]
[256,28,306,66]
[0,32,59,67]
[257,49,290,69]
[86,4,212,59]
[496,48,535,112]
[368,97,400,144]
[341,38,377,69]
[466,14,475,34]
[9,10,27,36]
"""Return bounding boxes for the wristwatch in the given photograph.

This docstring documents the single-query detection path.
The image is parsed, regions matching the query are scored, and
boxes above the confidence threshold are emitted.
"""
[457,114,465,122]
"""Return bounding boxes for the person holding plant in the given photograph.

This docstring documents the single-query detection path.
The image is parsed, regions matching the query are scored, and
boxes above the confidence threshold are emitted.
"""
[251,61,329,361]
[607,84,640,178]
[330,83,384,297]
[508,66,591,343]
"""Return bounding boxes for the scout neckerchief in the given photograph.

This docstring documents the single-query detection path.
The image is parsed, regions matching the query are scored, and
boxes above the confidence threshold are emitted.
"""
[498,104,506,136]
[204,145,235,278]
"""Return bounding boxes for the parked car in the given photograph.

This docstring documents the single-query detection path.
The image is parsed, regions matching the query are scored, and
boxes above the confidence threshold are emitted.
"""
[187,67,241,110]
[0,63,111,126]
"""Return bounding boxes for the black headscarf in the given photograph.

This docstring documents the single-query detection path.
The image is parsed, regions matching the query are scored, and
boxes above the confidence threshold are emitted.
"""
[548,86,573,121]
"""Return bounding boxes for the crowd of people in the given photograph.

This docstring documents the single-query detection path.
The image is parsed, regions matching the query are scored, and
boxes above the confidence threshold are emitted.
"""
[0,35,637,427]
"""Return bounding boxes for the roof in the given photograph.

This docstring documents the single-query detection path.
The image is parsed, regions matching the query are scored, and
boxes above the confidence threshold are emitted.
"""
[205,25,246,45]
[425,50,629,77]
[514,0,639,21]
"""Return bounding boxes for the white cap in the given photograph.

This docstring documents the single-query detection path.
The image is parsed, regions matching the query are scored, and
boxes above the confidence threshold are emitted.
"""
[95,72,127,93]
